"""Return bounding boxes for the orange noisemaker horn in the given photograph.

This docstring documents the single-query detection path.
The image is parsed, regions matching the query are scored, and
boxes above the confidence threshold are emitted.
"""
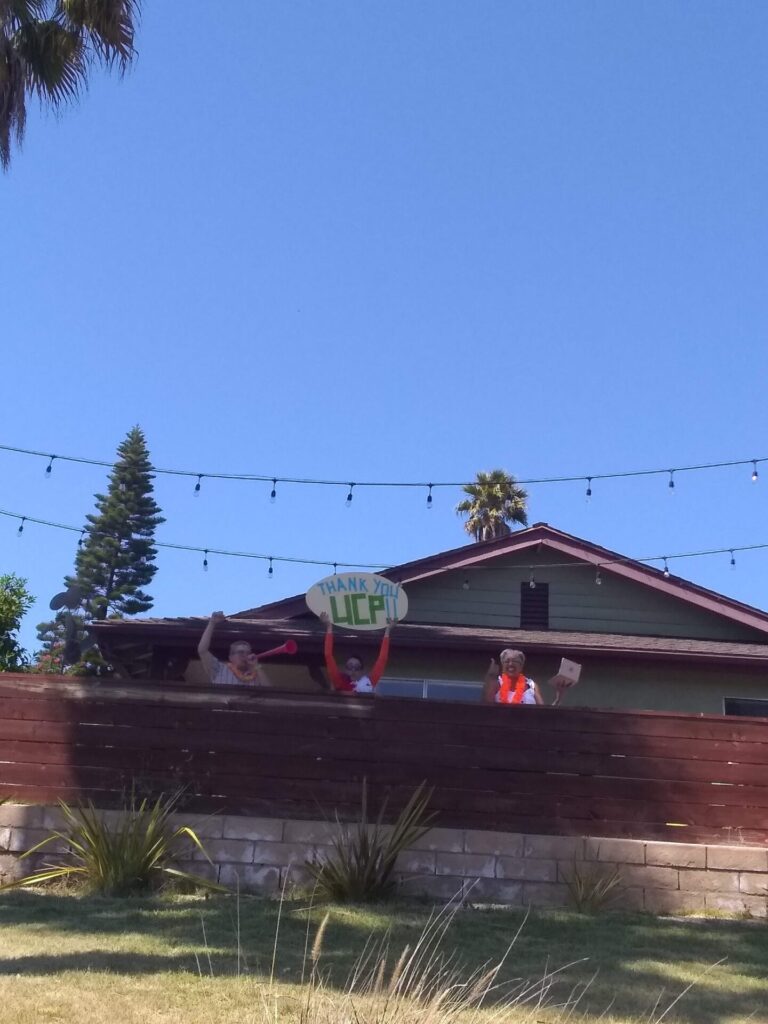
[254,639,298,660]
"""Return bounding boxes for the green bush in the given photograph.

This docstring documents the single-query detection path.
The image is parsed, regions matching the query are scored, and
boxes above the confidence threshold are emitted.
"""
[0,791,226,896]
[306,781,436,903]
[562,858,623,913]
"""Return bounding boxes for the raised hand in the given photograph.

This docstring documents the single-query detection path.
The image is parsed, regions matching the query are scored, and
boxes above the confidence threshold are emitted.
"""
[488,658,500,677]
[319,611,333,630]
[211,610,225,623]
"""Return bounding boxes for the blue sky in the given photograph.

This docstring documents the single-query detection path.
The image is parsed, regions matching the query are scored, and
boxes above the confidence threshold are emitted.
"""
[2,0,766,651]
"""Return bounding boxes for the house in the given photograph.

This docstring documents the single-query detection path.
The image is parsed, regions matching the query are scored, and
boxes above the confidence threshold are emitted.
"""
[92,523,768,714]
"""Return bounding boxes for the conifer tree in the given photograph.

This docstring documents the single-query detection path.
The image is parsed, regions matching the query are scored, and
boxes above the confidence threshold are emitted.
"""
[36,427,164,672]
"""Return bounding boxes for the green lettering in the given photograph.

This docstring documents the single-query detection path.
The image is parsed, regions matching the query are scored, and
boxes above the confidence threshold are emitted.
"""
[330,594,352,624]
[351,592,370,625]
[368,595,385,624]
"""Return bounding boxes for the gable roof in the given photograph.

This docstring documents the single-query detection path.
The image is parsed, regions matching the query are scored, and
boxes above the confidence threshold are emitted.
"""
[232,522,768,637]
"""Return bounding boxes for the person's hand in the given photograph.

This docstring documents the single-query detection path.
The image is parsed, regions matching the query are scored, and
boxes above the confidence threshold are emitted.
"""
[488,658,500,677]
[246,653,260,668]
[211,610,225,623]
[319,611,333,631]
[384,616,395,635]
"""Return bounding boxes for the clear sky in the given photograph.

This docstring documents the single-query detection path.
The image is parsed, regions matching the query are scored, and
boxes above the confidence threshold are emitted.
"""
[2,0,767,651]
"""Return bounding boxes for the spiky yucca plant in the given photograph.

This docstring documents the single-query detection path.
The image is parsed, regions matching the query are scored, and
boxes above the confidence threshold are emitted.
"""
[0,790,226,896]
[563,859,623,914]
[306,781,436,903]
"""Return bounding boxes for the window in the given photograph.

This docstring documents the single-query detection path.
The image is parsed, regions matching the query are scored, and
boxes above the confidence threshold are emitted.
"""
[377,678,484,703]
[723,697,768,718]
[520,582,549,629]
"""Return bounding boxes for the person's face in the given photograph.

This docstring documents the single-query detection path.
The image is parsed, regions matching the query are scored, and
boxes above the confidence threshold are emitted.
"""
[345,657,364,681]
[501,654,524,676]
[230,643,252,668]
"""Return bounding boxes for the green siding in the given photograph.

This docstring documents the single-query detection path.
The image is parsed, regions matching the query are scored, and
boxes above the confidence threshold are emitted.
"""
[381,649,768,714]
[404,551,767,641]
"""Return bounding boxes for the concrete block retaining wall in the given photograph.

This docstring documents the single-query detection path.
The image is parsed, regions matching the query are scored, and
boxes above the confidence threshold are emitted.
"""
[1,805,766,917]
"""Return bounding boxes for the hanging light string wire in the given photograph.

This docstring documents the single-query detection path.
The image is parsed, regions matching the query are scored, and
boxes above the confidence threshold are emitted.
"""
[2,507,768,576]
[1,443,765,492]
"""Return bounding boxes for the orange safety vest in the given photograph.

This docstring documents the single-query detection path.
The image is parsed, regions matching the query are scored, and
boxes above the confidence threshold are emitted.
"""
[497,673,533,705]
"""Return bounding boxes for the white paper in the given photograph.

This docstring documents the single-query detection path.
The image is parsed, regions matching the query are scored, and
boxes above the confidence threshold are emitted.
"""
[557,657,582,684]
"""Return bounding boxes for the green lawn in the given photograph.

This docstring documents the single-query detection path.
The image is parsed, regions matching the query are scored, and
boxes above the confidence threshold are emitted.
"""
[0,892,765,1024]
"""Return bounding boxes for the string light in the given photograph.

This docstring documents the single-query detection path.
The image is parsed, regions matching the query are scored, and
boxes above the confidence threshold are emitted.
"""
[45,456,55,478]
[16,517,25,537]
[333,563,338,576]
[2,505,768,579]
[270,479,277,503]
[426,484,433,509]
[77,530,85,549]
[730,550,736,568]
[668,471,675,491]
[595,568,602,586]
[528,570,536,589]
[663,558,670,579]
[345,483,355,507]
[268,557,274,579]
[194,475,202,497]
[585,478,592,501]
[203,549,209,572]
[1,442,766,494]
[752,461,759,483]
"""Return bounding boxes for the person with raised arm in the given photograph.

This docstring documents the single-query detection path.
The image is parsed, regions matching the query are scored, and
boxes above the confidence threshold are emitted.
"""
[197,611,272,687]
[319,612,393,694]
[482,648,570,706]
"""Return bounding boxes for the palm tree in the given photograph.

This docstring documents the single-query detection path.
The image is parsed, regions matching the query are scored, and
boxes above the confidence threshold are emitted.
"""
[456,469,529,543]
[0,0,138,169]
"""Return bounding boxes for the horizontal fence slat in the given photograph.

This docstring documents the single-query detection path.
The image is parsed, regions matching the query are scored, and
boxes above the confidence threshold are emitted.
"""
[0,676,767,846]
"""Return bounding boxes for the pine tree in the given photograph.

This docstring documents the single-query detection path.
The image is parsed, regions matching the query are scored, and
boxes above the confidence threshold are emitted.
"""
[36,427,164,672]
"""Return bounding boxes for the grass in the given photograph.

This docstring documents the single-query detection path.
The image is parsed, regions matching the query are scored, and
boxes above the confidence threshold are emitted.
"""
[0,891,765,1023]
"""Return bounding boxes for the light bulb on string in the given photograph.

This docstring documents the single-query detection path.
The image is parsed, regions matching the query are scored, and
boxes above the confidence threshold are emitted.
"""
[585,478,592,501]
[268,557,274,579]
[345,483,355,507]
[730,550,736,569]
[752,461,759,483]
[17,517,25,538]
[77,530,85,549]
[663,558,670,579]
[270,479,277,503]
[426,484,433,509]
[194,475,202,497]
[333,563,338,576]
[203,550,209,573]
[528,570,536,590]
[595,567,602,586]
[668,471,675,492]
[45,456,55,478]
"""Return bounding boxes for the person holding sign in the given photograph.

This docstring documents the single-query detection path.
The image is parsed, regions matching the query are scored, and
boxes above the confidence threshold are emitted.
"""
[319,612,393,694]
[197,611,272,687]
[482,649,576,707]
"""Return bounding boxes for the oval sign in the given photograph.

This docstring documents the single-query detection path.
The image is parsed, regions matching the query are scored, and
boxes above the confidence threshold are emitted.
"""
[306,572,408,631]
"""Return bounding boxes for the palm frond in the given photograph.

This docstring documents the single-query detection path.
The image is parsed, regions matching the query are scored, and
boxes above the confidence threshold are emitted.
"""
[59,0,138,70]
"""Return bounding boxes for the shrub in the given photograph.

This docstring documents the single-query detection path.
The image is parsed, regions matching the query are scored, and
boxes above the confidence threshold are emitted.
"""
[305,781,436,903]
[0,790,226,896]
[562,858,623,913]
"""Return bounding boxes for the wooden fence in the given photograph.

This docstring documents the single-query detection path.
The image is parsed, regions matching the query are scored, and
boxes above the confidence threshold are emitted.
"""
[1,674,767,846]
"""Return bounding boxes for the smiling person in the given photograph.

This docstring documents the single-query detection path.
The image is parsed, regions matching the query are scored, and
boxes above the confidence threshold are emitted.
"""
[197,611,271,687]
[482,648,566,706]
[319,611,393,694]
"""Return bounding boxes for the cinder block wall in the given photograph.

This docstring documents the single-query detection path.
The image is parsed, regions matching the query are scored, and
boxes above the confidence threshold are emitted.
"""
[1,805,766,917]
